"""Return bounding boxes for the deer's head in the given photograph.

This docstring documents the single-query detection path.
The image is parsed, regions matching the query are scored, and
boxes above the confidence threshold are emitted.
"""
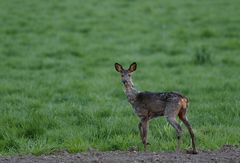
[114,62,137,87]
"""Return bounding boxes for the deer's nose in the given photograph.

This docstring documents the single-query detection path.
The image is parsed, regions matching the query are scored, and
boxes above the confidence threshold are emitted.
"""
[122,80,127,84]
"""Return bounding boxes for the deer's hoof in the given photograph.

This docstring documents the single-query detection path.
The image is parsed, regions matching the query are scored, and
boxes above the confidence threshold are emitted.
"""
[186,150,198,155]
[192,150,198,154]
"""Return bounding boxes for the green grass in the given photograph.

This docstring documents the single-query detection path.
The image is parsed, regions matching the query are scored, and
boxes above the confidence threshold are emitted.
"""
[0,0,240,155]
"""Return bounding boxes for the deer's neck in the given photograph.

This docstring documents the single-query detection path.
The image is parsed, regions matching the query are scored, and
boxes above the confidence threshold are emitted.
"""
[123,80,139,105]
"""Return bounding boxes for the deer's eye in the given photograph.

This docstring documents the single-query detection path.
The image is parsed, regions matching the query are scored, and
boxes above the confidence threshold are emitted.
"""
[121,75,124,77]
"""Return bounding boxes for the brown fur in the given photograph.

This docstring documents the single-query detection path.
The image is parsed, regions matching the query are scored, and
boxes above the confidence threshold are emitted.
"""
[115,62,197,154]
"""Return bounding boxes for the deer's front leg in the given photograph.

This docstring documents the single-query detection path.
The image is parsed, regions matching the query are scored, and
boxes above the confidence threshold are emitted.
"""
[140,117,149,151]
[138,122,144,143]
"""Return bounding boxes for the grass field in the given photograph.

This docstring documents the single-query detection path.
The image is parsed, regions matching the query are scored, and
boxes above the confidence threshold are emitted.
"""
[0,0,240,155]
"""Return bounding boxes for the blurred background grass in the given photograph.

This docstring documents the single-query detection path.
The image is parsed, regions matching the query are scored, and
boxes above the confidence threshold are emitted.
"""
[0,0,239,155]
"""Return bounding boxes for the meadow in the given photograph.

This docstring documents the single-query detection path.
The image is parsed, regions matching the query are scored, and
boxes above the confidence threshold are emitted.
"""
[0,0,239,155]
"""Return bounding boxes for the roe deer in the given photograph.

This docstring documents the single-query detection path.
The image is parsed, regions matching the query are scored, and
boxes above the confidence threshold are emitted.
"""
[114,62,197,154]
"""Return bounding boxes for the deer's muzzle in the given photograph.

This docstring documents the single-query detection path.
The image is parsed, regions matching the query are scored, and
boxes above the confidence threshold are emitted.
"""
[122,80,127,85]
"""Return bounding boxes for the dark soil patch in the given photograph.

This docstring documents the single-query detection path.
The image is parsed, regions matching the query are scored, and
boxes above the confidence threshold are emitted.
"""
[0,145,239,163]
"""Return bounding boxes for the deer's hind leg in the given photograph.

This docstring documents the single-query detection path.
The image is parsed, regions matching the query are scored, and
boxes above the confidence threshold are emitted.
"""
[164,103,182,152]
[166,117,182,152]
[178,109,197,154]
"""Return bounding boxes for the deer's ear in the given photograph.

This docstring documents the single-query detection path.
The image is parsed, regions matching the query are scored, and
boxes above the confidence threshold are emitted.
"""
[115,63,123,72]
[128,62,137,72]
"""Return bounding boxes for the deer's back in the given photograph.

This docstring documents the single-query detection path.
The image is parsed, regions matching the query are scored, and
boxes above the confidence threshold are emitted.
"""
[133,91,188,118]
